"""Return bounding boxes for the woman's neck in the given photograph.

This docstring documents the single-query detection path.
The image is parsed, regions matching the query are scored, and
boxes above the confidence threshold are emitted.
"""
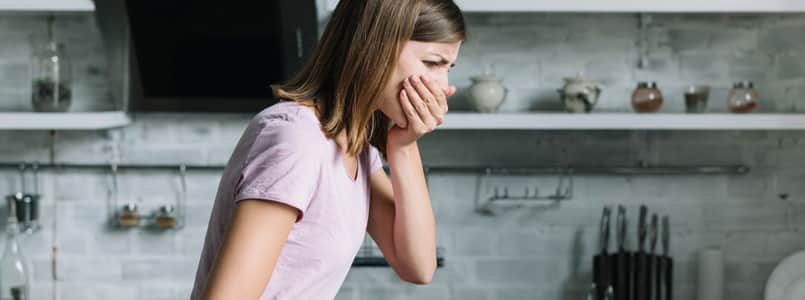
[335,130,349,155]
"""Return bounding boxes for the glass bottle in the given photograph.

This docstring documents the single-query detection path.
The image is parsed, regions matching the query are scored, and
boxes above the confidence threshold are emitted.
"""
[29,17,72,113]
[727,81,759,113]
[0,198,31,300]
[632,82,663,113]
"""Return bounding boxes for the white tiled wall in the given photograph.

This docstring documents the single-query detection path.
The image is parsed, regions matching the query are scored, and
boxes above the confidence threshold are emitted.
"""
[0,10,804,300]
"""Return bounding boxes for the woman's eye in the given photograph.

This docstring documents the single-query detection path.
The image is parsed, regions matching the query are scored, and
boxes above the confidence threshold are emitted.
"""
[423,60,451,73]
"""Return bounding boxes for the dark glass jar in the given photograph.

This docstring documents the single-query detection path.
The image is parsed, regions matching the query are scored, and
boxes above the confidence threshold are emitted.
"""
[632,82,663,113]
[30,39,72,112]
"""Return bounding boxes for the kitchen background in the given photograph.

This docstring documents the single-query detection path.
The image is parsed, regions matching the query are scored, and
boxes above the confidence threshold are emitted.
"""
[1,2,805,300]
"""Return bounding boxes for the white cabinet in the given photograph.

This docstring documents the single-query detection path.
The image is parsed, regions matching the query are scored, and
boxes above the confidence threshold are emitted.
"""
[325,0,805,13]
[0,0,94,12]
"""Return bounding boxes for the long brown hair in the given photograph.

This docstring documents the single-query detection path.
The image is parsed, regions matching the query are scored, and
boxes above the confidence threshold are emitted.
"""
[272,0,466,156]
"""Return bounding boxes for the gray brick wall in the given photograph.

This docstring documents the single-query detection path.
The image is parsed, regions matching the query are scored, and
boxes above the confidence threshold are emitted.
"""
[0,10,804,300]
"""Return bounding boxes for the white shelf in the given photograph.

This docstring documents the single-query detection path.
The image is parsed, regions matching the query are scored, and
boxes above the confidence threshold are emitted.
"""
[0,111,131,130]
[325,0,805,13]
[0,0,94,12]
[455,0,805,12]
[439,113,805,130]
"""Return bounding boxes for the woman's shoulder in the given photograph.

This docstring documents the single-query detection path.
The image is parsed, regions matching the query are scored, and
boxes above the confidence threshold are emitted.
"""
[254,99,318,124]
[247,99,327,148]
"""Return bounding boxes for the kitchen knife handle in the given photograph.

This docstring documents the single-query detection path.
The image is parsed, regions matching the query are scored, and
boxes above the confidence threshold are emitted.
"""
[651,255,665,300]
[594,255,602,299]
[595,254,615,300]
[634,254,646,300]
[601,254,613,300]
[647,254,655,300]
[665,256,674,300]
[655,257,664,300]
[614,253,629,300]
[628,253,636,300]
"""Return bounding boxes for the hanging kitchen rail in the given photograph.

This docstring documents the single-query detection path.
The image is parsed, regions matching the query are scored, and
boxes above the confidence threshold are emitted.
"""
[476,169,575,214]
[0,163,750,175]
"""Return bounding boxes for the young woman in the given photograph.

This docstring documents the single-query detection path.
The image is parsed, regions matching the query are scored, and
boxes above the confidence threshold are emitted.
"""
[191,0,465,299]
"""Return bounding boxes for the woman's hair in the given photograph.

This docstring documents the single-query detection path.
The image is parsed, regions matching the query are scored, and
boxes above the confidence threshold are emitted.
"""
[271,0,466,156]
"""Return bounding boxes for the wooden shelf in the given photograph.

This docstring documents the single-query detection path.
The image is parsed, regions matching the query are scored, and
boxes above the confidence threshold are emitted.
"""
[439,113,805,130]
[325,0,805,13]
[0,0,94,12]
[0,111,131,130]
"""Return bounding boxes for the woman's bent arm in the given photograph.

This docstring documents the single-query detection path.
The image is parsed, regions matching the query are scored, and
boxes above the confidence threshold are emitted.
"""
[367,142,437,284]
[201,199,297,299]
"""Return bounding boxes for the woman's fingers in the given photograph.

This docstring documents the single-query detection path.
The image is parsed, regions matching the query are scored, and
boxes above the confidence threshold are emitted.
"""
[420,75,447,110]
[399,88,423,130]
[404,76,437,128]
[418,75,448,120]
[412,75,437,104]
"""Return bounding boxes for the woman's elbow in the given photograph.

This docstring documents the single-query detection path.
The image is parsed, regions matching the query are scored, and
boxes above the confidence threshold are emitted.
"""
[400,272,434,285]
[398,264,436,285]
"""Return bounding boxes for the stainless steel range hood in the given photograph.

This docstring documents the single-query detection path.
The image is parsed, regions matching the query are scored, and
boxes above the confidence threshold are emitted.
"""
[93,0,318,112]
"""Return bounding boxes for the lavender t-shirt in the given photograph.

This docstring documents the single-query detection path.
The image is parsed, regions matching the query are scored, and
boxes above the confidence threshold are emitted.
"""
[191,100,384,300]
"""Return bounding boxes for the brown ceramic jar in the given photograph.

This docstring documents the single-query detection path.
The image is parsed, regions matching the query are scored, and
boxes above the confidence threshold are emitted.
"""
[632,82,664,113]
[728,81,759,113]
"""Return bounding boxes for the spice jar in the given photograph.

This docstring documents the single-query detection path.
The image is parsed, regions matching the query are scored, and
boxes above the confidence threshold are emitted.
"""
[632,82,663,113]
[154,204,178,229]
[117,203,140,228]
[728,81,759,113]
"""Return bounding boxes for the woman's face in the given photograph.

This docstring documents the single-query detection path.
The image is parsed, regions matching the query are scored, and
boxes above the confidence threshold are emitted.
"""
[377,40,462,128]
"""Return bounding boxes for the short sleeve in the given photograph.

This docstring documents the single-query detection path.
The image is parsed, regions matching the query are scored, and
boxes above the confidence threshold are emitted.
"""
[233,120,321,222]
[368,144,385,174]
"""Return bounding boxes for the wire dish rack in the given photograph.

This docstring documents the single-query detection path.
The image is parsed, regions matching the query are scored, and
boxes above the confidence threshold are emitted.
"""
[477,169,574,214]
[351,246,445,268]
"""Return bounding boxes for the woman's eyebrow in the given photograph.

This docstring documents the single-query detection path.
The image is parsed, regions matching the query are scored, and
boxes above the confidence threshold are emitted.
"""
[429,52,456,68]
